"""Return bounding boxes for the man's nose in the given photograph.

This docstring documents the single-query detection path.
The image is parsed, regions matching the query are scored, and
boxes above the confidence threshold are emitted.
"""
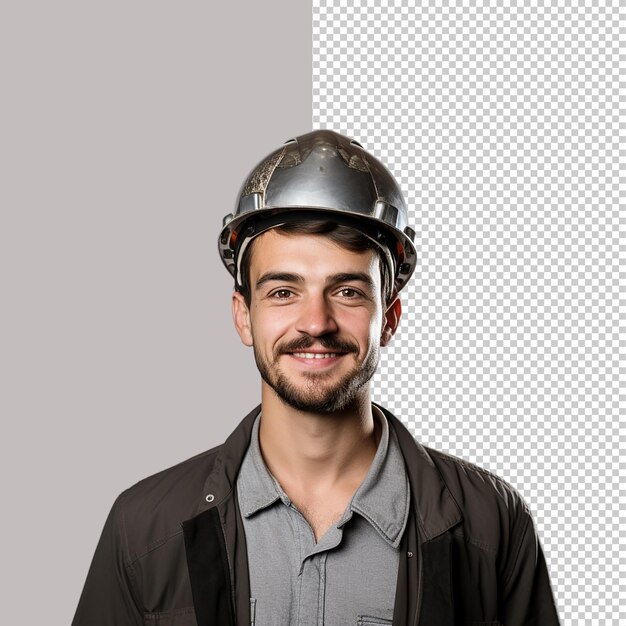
[294,294,339,337]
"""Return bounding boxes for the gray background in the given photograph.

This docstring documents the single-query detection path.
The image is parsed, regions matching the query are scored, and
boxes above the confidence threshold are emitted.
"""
[314,1,624,623]
[1,2,311,623]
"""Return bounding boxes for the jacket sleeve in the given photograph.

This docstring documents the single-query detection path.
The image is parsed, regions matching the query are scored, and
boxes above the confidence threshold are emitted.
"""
[72,494,143,626]
[500,505,561,625]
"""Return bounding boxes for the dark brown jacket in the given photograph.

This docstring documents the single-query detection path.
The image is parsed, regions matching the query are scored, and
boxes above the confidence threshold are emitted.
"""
[73,405,560,626]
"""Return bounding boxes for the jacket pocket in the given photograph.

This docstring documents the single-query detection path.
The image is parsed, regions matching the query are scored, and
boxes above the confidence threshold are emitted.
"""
[357,616,393,626]
[143,608,197,626]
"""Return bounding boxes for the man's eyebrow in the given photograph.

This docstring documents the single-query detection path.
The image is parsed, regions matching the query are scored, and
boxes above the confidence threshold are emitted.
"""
[255,272,375,290]
[329,273,376,289]
[255,272,304,289]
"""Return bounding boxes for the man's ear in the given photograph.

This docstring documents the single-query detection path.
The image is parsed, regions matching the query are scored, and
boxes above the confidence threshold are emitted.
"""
[232,291,253,347]
[380,296,401,347]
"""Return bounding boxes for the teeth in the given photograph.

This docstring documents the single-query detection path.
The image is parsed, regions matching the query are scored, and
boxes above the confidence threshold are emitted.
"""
[293,352,339,359]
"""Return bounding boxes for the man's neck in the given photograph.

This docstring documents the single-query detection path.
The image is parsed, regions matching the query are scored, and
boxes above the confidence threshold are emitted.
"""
[257,384,380,496]
[257,384,381,540]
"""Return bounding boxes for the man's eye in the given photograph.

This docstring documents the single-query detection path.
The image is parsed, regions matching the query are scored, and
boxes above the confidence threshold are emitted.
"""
[271,289,293,299]
[339,288,359,298]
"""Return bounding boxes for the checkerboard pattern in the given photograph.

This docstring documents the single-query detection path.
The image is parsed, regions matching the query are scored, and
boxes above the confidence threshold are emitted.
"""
[314,2,624,623]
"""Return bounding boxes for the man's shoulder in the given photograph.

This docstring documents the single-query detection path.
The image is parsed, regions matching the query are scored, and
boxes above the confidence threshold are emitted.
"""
[419,443,533,551]
[384,407,530,528]
[106,406,260,563]
[121,443,222,505]
[110,443,224,561]
[424,445,529,511]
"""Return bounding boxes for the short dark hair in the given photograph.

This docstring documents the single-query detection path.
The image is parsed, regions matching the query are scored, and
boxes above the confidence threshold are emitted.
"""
[236,219,393,308]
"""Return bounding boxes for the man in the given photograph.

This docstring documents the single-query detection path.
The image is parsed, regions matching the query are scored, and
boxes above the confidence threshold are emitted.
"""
[73,130,560,625]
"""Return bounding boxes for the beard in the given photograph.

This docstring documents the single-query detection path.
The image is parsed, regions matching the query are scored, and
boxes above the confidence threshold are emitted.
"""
[253,334,380,413]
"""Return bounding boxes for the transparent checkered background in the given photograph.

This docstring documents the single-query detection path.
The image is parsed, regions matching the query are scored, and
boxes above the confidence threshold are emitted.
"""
[314,1,624,623]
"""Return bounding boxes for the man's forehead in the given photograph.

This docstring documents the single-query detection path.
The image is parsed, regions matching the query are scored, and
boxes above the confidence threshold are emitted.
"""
[248,229,380,277]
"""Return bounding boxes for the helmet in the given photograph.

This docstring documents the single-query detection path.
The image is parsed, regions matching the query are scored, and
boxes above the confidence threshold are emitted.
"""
[218,129,416,293]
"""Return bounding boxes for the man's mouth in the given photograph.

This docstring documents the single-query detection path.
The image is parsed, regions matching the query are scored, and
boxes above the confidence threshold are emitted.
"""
[291,352,340,360]
[279,337,357,356]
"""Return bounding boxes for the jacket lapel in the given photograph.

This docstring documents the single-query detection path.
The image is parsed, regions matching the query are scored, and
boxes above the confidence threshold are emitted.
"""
[183,406,261,626]
[418,533,455,626]
[382,406,462,626]
[183,508,235,626]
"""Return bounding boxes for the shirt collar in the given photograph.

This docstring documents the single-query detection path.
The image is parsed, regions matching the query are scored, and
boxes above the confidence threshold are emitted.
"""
[237,407,410,548]
[340,405,410,547]
[237,415,286,517]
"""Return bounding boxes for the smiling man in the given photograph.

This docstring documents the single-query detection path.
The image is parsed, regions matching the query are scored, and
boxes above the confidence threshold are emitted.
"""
[73,131,560,625]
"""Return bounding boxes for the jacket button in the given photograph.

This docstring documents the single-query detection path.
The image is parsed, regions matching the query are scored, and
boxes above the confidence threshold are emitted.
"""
[407,551,413,558]
[205,494,215,503]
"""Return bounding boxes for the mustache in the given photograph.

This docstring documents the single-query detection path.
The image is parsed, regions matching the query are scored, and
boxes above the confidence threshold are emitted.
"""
[277,335,358,355]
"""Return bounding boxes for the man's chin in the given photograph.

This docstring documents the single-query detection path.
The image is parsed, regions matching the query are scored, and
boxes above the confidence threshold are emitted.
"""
[270,373,366,414]
[255,350,378,413]
[276,391,353,414]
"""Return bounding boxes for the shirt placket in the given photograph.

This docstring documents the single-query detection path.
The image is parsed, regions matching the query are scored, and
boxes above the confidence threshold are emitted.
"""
[288,504,317,626]
[293,505,350,626]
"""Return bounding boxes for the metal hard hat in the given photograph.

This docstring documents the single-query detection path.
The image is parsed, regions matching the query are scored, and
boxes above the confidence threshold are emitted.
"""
[218,129,416,293]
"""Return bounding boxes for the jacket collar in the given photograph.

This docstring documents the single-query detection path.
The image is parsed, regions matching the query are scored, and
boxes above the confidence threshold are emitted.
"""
[195,405,262,515]
[377,404,463,540]
[196,403,463,540]
[237,407,410,548]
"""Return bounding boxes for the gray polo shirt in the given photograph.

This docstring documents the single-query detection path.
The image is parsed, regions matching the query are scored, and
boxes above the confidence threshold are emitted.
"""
[236,408,410,626]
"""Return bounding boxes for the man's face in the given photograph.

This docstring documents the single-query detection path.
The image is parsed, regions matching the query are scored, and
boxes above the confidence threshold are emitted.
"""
[232,230,399,413]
